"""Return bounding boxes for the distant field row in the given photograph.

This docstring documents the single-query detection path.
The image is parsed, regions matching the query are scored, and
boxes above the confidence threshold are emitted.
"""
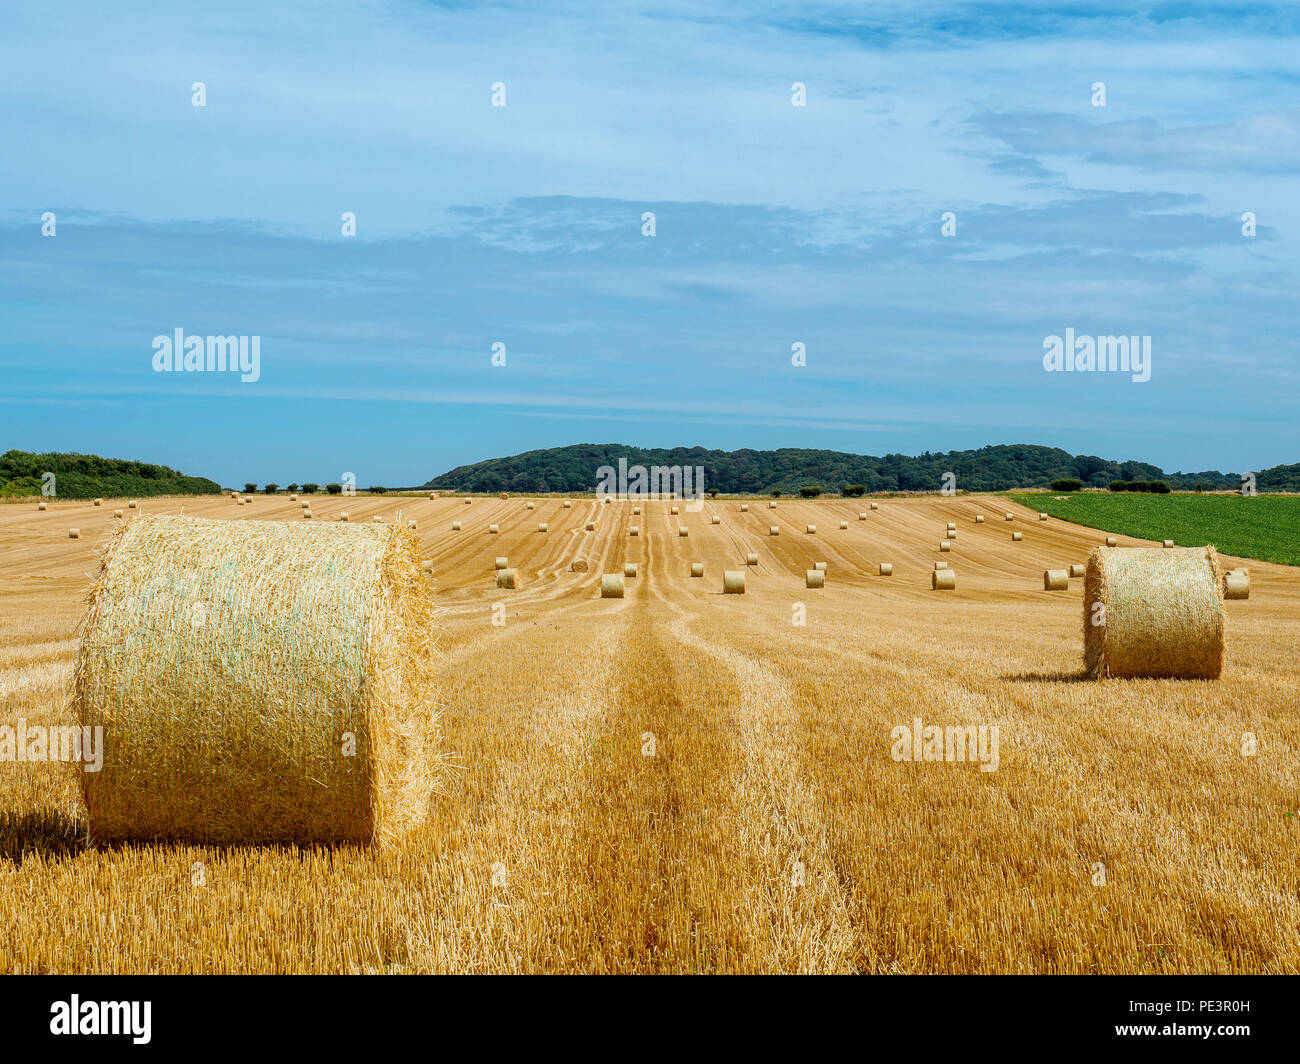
[1006,493,1300,566]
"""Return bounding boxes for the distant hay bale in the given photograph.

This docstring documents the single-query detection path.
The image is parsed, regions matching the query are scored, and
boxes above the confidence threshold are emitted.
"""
[1039,513,1048,521]
[237,498,246,506]
[934,561,948,570]
[94,498,103,507]
[938,540,951,552]
[538,523,548,533]
[946,522,956,531]
[740,504,749,512]
[1223,570,1250,600]
[585,522,596,531]
[745,552,758,566]
[814,561,827,572]
[1044,569,1068,591]
[858,512,867,520]
[671,506,679,515]
[711,515,721,524]
[230,491,239,499]
[563,501,571,508]
[113,509,123,519]
[1012,532,1023,542]
[496,568,517,589]
[769,501,777,509]
[303,511,313,520]
[679,526,689,537]
[451,520,461,531]
[464,498,472,505]
[38,501,47,510]
[489,523,500,534]
[128,500,138,509]
[1163,539,1175,548]
[806,525,816,535]
[839,520,848,529]
[1084,546,1225,679]
[68,528,80,539]
[932,569,955,590]
[870,502,879,510]
[633,506,641,515]
[600,574,625,598]
[603,496,612,505]
[495,557,508,570]
[1069,564,1085,578]
[624,562,638,578]
[691,562,703,578]
[723,570,746,594]
[73,514,439,846]
[290,494,298,502]
[806,570,824,588]
[975,515,984,523]
[1106,536,1118,547]
[570,558,589,573]
[428,492,436,500]
[499,492,508,500]
[946,529,957,540]
[630,526,639,536]
[526,502,535,509]
[769,526,780,536]
[407,520,417,529]
[1005,513,1014,521]
[878,562,893,576]
[301,501,310,509]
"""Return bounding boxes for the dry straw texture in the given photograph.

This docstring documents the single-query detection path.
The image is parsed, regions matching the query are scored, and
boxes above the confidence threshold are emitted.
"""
[1224,570,1250,600]
[723,570,746,594]
[1044,569,1068,591]
[806,570,824,588]
[932,569,956,590]
[878,562,893,576]
[73,514,440,846]
[600,574,624,598]
[1069,564,1086,578]
[1084,546,1225,680]
[496,569,518,589]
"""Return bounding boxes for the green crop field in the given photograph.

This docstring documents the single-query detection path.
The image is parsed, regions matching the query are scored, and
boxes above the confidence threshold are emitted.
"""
[1005,493,1300,566]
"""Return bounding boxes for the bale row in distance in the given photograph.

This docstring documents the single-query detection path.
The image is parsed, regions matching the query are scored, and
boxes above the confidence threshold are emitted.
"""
[73,514,440,845]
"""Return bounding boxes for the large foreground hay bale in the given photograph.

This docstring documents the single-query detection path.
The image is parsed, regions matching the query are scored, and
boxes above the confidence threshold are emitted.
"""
[932,569,955,590]
[878,563,892,576]
[73,514,439,846]
[601,574,624,598]
[1084,546,1224,679]
[496,568,518,589]
[805,570,824,588]
[1223,569,1249,600]
[723,570,746,594]
[1044,569,1068,591]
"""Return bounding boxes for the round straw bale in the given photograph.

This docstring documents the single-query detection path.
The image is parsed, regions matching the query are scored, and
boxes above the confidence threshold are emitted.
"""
[1012,532,1023,542]
[932,569,955,590]
[499,493,508,500]
[538,523,548,532]
[806,525,816,535]
[585,522,596,531]
[1163,539,1174,548]
[570,558,589,573]
[464,498,472,504]
[691,562,703,578]
[563,501,571,508]
[839,520,848,529]
[113,509,123,519]
[496,568,518,589]
[1069,564,1085,579]
[1106,536,1117,547]
[495,556,509,570]
[1044,569,1068,591]
[301,501,310,509]
[630,526,639,536]
[1039,513,1048,521]
[73,514,439,846]
[870,502,879,510]
[946,522,956,531]
[806,570,824,589]
[745,552,758,566]
[878,562,893,576]
[601,573,624,598]
[1223,570,1250,600]
[740,504,749,512]
[303,510,313,519]
[526,502,535,509]
[858,512,867,520]
[452,520,461,531]
[975,515,984,523]
[68,528,80,539]
[237,498,246,506]
[723,570,746,594]
[632,506,641,515]
[934,561,948,570]
[1084,546,1225,679]
[129,500,138,509]
[603,496,612,505]
[814,561,827,572]
[428,492,436,500]
[1005,513,1014,521]
[769,526,780,536]
[407,520,417,529]
[38,501,47,510]
[489,523,499,534]
[679,526,689,537]
[94,498,103,506]
[290,494,298,502]
[624,562,638,578]
[946,529,956,539]
[712,515,721,524]
[938,540,951,552]
[769,501,777,508]
[671,506,679,515]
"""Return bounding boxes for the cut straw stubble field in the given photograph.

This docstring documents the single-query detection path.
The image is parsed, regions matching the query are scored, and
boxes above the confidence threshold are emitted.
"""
[0,494,1297,974]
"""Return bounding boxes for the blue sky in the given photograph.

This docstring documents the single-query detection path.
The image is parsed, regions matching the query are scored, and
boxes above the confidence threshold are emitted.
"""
[2,0,1297,487]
